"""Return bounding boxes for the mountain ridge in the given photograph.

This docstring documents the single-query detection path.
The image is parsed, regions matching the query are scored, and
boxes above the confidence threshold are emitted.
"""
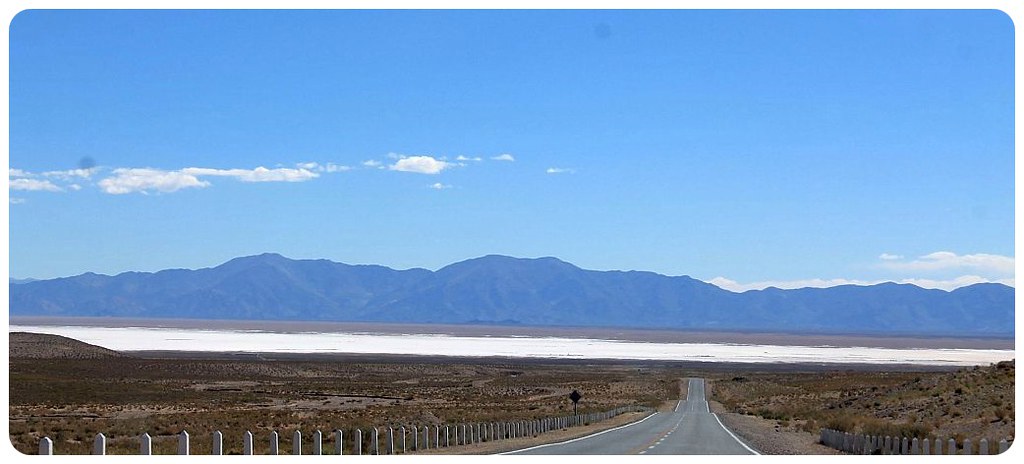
[8,253,1014,336]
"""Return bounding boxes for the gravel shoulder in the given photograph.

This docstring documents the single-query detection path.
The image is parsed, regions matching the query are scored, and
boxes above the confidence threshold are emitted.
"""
[709,400,839,455]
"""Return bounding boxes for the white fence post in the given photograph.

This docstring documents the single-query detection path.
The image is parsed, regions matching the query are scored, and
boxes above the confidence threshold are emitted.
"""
[93,433,106,455]
[178,430,190,455]
[964,438,973,455]
[334,429,344,455]
[140,432,152,455]
[387,427,395,454]
[372,427,380,455]
[412,426,418,451]
[39,437,53,455]
[911,437,920,455]
[979,438,989,455]
[313,429,322,455]
[270,430,280,455]
[922,438,930,455]
[948,438,956,455]
[444,426,450,447]
[999,439,1009,454]
[934,437,942,455]
[401,426,407,453]
[355,429,362,455]
[243,431,253,455]
[293,430,302,455]
[212,430,223,455]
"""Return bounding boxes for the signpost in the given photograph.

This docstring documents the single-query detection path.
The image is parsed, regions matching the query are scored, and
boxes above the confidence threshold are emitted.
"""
[569,390,581,415]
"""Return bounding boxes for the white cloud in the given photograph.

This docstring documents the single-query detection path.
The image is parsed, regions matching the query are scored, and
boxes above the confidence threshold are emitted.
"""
[363,160,383,168]
[389,155,450,175]
[42,167,100,180]
[880,251,1014,276]
[707,275,1014,292]
[181,166,319,183]
[9,168,34,178]
[323,163,351,173]
[879,253,902,261]
[456,155,482,162]
[296,162,320,170]
[429,182,453,190]
[546,167,575,174]
[98,168,209,194]
[492,154,515,162]
[9,198,26,204]
[9,178,63,192]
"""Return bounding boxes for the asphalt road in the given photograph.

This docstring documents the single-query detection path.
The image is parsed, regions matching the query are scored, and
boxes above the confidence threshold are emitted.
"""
[506,378,760,455]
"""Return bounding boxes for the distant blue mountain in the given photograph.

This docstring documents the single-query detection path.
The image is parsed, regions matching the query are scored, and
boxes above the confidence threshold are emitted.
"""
[8,253,1014,336]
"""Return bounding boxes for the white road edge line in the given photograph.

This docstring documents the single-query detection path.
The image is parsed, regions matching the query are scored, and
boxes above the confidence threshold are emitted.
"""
[711,413,761,455]
[498,411,660,454]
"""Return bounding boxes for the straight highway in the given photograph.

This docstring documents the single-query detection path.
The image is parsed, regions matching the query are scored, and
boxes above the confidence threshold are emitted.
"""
[505,378,759,455]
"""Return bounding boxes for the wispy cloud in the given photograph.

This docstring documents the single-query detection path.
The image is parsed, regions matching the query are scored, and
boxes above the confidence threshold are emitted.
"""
[707,275,1014,292]
[878,253,902,261]
[546,167,575,174]
[362,160,383,168]
[9,198,26,204]
[429,182,453,190]
[389,155,450,175]
[491,154,515,162]
[9,178,63,192]
[456,155,482,162]
[322,163,350,173]
[181,166,319,183]
[42,168,100,180]
[880,251,1014,276]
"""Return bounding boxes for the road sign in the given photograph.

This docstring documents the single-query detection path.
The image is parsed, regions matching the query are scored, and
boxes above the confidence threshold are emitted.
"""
[570,390,581,415]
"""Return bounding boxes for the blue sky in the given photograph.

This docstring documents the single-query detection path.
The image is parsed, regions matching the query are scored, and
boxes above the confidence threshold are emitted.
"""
[5,9,1016,291]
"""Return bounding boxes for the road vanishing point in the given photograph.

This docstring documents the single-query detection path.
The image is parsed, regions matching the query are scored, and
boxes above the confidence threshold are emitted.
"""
[505,378,760,455]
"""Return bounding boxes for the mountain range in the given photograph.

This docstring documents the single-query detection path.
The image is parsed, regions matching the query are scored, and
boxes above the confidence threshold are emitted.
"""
[8,253,1014,336]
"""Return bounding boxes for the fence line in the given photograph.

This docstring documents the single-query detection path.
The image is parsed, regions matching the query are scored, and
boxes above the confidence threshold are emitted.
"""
[35,404,653,455]
[819,428,1011,455]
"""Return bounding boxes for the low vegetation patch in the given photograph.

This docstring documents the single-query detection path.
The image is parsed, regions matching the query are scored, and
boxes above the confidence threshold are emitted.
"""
[710,360,1015,444]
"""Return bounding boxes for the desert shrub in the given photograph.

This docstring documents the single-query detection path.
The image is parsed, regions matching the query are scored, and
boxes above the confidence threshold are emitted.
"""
[825,415,856,433]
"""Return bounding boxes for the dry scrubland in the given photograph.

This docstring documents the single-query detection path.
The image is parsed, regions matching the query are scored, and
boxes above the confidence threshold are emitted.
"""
[710,361,1015,447]
[8,333,676,455]
[8,332,1015,455]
